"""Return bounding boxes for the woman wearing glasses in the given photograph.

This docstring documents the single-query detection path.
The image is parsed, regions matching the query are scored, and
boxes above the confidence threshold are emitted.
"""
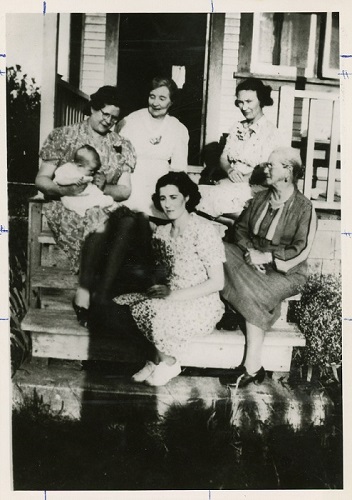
[35,86,137,325]
[117,76,189,218]
[219,148,316,388]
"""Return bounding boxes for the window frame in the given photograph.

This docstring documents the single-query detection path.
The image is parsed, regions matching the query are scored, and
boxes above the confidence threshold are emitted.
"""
[250,12,318,78]
[322,12,340,79]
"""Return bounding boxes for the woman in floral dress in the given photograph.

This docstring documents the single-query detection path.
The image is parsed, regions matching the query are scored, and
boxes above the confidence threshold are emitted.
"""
[114,172,225,386]
[35,86,136,326]
[197,78,284,218]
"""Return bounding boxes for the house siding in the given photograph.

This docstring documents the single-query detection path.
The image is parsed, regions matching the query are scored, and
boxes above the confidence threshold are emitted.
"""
[80,14,107,96]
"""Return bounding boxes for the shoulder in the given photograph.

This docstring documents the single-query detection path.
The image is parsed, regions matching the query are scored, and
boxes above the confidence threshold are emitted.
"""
[292,189,313,211]
[166,115,189,137]
[190,213,220,238]
[123,108,148,123]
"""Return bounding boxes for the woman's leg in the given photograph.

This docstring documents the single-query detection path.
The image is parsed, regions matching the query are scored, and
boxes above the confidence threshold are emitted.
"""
[75,231,108,308]
[93,214,138,303]
[243,321,265,375]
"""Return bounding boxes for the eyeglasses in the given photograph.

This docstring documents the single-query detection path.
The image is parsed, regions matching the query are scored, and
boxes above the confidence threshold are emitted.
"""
[100,110,119,124]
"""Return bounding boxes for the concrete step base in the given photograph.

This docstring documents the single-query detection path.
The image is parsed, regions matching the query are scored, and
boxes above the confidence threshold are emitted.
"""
[12,360,334,430]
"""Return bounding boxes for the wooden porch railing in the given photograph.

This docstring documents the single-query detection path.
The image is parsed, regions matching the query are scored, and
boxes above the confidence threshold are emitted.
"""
[278,86,340,211]
[54,76,89,128]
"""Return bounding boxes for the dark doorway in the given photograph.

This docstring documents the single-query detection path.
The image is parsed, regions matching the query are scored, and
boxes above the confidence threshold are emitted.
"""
[117,13,208,165]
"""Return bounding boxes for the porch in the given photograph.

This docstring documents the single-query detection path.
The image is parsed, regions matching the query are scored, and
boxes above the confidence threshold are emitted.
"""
[11,11,341,428]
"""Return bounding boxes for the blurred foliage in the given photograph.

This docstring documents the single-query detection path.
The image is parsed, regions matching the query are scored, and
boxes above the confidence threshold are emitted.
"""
[296,274,342,374]
[7,65,41,183]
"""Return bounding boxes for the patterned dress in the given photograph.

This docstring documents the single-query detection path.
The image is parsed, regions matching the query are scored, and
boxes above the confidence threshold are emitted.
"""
[198,115,284,217]
[114,213,225,357]
[39,120,136,272]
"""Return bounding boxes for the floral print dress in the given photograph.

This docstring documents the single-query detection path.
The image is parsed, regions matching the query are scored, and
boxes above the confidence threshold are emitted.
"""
[114,213,225,357]
[39,120,136,273]
[197,115,284,217]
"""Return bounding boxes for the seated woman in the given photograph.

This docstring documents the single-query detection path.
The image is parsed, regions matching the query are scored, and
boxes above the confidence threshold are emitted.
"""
[219,147,317,388]
[113,172,225,386]
[117,76,189,218]
[35,86,137,325]
[197,78,284,219]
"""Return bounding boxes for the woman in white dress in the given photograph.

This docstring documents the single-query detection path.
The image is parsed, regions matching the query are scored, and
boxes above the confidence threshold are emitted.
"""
[117,76,189,218]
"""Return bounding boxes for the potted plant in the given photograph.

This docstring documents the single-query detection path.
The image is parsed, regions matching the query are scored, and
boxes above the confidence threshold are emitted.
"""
[295,273,342,382]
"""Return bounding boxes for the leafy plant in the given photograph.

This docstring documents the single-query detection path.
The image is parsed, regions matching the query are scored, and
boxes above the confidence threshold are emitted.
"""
[7,65,41,183]
[296,274,342,376]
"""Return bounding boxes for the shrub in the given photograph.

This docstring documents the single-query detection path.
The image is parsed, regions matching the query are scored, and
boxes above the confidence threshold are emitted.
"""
[7,65,41,183]
[296,274,342,375]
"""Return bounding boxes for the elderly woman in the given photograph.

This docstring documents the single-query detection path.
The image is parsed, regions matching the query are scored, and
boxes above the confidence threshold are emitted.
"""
[112,172,225,386]
[219,147,317,388]
[198,78,284,219]
[117,76,189,218]
[35,86,136,325]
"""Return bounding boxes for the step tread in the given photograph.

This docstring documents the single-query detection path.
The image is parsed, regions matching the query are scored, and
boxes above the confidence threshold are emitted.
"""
[31,267,78,289]
[21,308,306,346]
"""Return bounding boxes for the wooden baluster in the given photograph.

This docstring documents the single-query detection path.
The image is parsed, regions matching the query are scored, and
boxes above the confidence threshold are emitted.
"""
[326,100,340,204]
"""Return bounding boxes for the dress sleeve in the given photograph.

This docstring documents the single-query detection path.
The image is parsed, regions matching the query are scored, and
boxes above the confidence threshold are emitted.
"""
[272,204,317,274]
[39,127,67,165]
[169,122,189,171]
[196,221,226,270]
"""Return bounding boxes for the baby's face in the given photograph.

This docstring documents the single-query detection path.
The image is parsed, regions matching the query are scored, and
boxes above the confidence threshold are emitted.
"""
[78,164,97,176]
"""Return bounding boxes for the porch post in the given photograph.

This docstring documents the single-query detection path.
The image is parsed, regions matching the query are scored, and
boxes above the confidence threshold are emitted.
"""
[39,13,59,146]
[104,14,120,86]
[204,14,225,146]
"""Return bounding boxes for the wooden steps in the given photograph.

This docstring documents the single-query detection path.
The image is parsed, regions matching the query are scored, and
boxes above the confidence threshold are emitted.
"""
[21,307,305,372]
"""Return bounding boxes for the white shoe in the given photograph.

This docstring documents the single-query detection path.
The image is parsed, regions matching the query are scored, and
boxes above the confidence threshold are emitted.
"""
[144,361,181,386]
[131,361,157,383]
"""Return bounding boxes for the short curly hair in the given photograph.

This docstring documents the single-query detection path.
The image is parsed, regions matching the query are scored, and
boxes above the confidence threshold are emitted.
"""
[235,78,274,108]
[152,172,201,213]
[84,86,121,115]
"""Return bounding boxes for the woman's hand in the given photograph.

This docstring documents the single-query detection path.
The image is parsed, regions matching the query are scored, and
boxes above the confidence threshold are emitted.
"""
[93,171,107,191]
[228,166,244,183]
[244,248,272,273]
[146,284,171,299]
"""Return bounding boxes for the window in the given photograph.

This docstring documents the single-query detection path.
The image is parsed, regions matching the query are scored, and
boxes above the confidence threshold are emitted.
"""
[251,13,318,78]
[322,13,340,78]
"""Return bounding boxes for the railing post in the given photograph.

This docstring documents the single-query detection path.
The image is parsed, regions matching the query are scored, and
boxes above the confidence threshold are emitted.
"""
[40,14,59,146]
[277,86,295,147]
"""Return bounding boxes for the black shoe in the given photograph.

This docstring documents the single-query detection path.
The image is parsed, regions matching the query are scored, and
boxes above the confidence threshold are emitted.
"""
[72,300,89,328]
[219,366,265,388]
[219,365,246,385]
[238,367,266,388]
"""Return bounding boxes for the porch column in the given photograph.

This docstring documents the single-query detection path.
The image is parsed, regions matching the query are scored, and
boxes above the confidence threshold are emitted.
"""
[39,14,59,146]
[204,14,225,145]
[104,14,120,86]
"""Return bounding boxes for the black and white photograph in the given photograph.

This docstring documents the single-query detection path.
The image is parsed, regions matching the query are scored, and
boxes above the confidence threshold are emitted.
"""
[1,1,350,498]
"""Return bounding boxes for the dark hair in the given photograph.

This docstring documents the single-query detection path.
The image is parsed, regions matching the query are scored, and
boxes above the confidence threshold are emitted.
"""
[74,144,101,170]
[152,172,201,213]
[84,86,121,115]
[149,77,179,102]
[235,78,274,108]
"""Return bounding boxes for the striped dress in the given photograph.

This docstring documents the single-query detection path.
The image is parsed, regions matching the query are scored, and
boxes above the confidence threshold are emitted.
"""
[222,187,317,330]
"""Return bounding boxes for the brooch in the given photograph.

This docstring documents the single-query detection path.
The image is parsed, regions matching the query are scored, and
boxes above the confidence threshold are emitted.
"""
[150,136,162,145]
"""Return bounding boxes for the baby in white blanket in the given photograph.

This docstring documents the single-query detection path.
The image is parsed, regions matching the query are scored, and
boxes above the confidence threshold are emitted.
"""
[54,144,119,217]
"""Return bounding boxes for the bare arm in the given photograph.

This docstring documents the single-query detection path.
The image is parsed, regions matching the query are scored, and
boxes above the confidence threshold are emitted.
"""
[35,160,86,198]
[103,171,131,201]
[147,263,224,301]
